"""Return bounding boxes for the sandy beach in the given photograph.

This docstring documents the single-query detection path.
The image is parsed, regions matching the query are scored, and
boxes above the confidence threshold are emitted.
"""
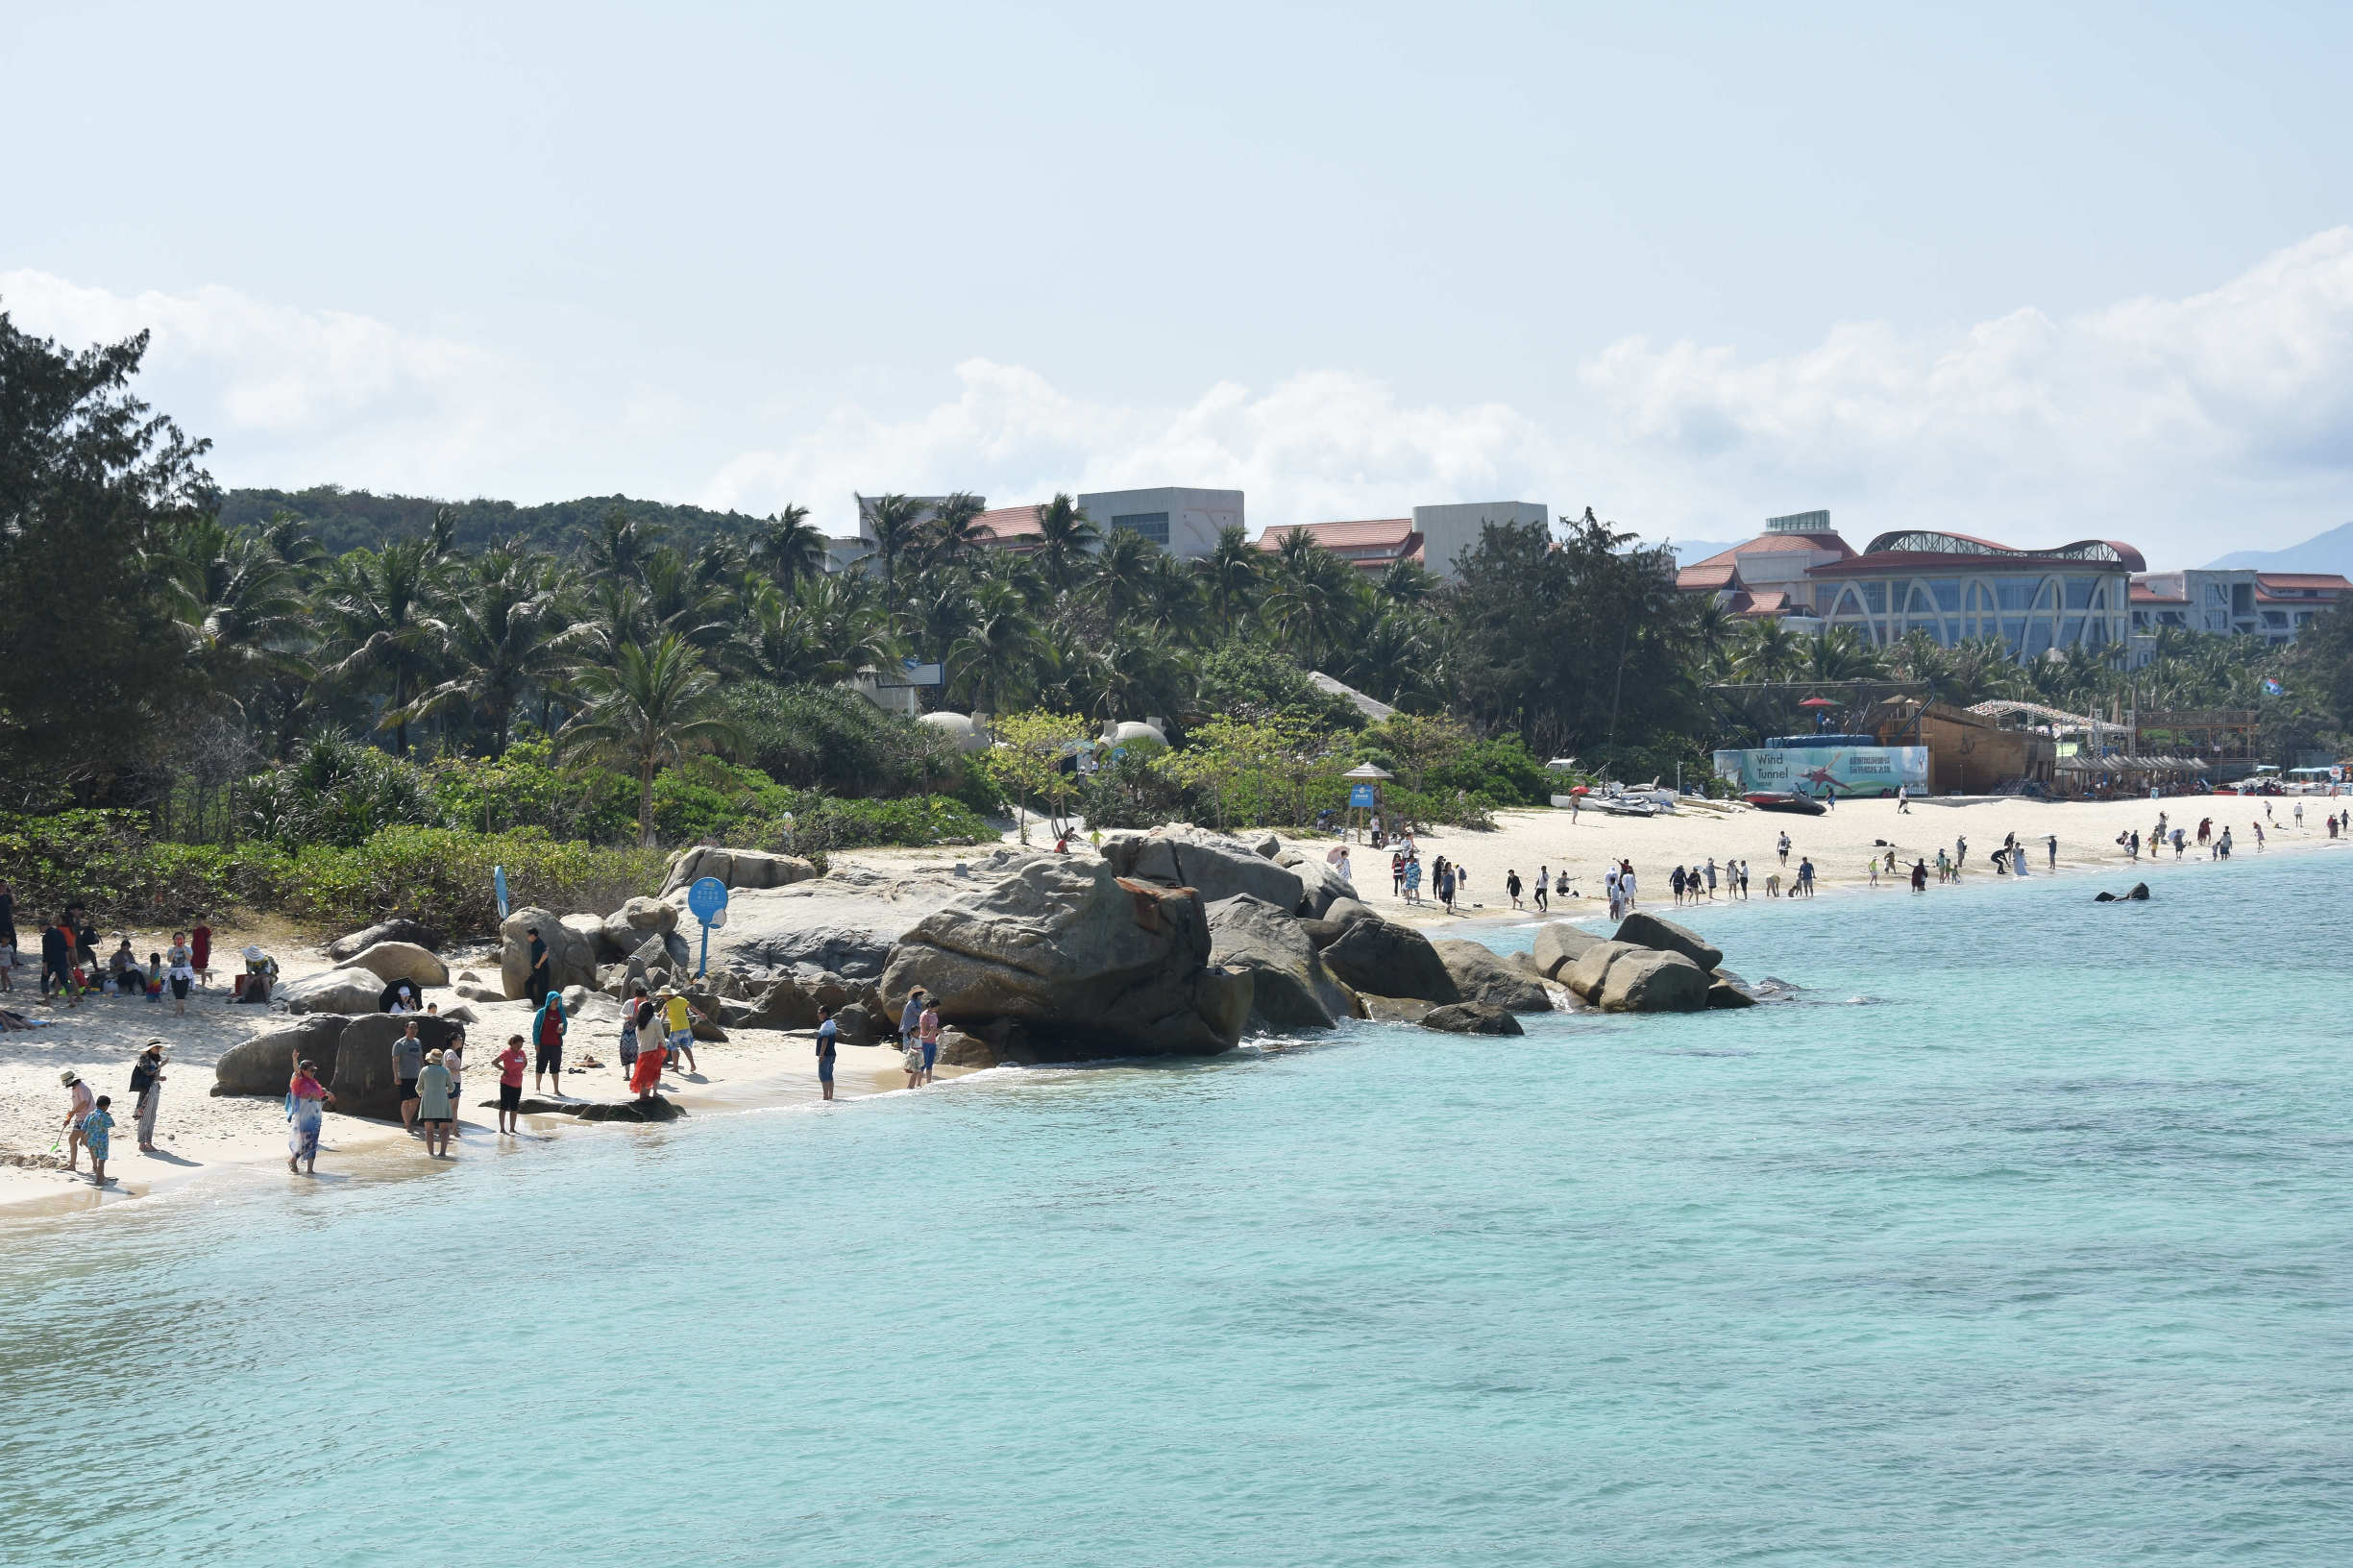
[1344,793,2351,927]
[4,801,2341,1220]
[0,885,972,1219]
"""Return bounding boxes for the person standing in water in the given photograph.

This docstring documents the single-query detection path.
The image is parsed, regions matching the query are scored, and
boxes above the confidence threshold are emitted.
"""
[815,1005,839,1102]
[415,1049,455,1158]
[287,1054,331,1174]
[494,1034,529,1133]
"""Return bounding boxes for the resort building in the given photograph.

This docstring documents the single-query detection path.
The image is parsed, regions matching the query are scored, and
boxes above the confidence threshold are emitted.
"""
[1255,501,1549,581]
[2128,569,2350,649]
[1675,510,1852,625]
[1678,510,2143,658]
[968,487,1243,561]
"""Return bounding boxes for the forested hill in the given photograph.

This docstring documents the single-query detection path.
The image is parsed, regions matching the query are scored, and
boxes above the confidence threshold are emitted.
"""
[217,485,772,555]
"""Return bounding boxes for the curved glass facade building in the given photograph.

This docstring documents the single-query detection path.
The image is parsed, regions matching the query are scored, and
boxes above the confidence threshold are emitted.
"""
[1805,530,2142,655]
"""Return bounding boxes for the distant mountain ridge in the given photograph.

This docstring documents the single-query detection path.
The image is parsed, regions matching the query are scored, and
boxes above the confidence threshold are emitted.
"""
[2205,521,2353,574]
[217,486,772,556]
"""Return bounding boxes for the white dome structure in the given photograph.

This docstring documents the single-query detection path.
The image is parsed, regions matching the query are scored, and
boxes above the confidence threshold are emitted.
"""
[1103,720,1168,748]
[918,711,992,753]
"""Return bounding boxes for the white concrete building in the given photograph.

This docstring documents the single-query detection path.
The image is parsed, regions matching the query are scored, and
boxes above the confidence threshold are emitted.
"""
[1410,501,1549,578]
[1074,486,1243,560]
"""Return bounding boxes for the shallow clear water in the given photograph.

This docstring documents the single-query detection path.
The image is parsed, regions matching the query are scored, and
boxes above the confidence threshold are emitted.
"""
[6,852,2351,1565]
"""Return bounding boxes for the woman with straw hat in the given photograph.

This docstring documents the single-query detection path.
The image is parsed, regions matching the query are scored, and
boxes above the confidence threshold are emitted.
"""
[415,1048,455,1158]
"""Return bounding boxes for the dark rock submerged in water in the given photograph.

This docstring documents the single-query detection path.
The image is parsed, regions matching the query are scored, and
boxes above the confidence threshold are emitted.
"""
[1420,1001,1525,1036]
[2095,883,2153,902]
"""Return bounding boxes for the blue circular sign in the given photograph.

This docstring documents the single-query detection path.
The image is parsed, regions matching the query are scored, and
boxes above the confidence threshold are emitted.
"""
[686,876,730,922]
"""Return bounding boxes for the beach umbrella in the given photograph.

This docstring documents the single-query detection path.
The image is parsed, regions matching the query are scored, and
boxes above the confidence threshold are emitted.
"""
[1798,697,1837,708]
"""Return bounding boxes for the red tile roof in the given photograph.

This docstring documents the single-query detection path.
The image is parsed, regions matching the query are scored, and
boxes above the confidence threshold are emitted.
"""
[1255,518,1415,551]
[1810,551,2136,578]
[1684,531,1854,571]
[1677,562,1740,592]
[2255,573,2351,591]
[974,503,1043,543]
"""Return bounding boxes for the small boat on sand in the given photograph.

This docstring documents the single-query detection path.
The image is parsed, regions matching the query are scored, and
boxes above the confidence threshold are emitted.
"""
[1744,791,1826,816]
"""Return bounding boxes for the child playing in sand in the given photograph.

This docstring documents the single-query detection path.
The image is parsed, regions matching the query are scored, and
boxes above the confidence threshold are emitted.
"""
[83,1095,116,1184]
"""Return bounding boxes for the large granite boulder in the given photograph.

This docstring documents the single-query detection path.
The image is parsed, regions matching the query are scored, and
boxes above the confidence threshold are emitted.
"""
[1320,915,1460,1005]
[331,1014,462,1121]
[325,918,437,963]
[339,941,449,990]
[1611,913,1724,973]
[659,845,819,897]
[1562,941,1639,1003]
[280,968,388,1016]
[1530,922,1604,980]
[1276,849,1357,919]
[601,895,677,956]
[738,974,821,1031]
[1099,825,1304,913]
[1420,1001,1525,1036]
[212,1017,346,1097]
[1205,894,1359,1032]
[879,856,1250,1058]
[1597,949,1710,1013]
[501,906,597,1000]
[1299,897,1375,949]
[1431,940,1553,1013]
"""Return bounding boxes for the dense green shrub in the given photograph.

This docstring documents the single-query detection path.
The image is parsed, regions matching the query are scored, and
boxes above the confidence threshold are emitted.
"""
[1191,642,1366,732]
[719,682,967,798]
[0,810,661,937]
[430,739,638,843]
[774,794,995,854]
[238,732,446,846]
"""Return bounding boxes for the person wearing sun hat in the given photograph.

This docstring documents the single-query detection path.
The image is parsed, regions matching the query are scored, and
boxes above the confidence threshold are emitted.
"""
[60,1068,95,1171]
[415,1048,455,1158]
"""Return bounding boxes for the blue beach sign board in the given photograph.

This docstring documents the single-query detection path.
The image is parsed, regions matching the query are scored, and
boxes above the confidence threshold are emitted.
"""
[687,876,728,977]
[1348,783,1377,808]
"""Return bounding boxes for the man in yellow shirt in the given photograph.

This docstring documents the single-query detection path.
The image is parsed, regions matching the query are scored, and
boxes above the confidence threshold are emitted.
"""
[662,989,702,1075]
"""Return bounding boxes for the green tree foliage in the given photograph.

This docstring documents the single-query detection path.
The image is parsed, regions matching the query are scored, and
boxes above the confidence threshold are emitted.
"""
[558,634,743,845]
[0,314,210,802]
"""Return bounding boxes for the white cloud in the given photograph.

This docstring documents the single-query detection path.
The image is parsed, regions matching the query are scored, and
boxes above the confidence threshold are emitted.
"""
[12,230,2353,566]
[0,268,535,492]
[1577,227,2353,558]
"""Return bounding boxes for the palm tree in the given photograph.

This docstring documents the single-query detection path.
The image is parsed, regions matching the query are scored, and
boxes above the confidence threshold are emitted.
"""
[319,538,448,755]
[748,503,825,590]
[1030,493,1100,594]
[1139,550,1202,640]
[923,492,990,566]
[1374,555,1439,608]
[1262,536,1366,670]
[160,518,310,707]
[863,494,930,600]
[1803,626,1883,684]
[948,577,1045,716]
[639,547,739,650]
[1199,525,1262,620]
[1091,528,1161,625]
[399,543,566,754]
[585,506,666,581]
[1732,617,1802,683]
[559,634,742,845]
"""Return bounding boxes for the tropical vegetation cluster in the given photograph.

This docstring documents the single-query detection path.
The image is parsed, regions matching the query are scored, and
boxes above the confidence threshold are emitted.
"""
[6,310,2351,922]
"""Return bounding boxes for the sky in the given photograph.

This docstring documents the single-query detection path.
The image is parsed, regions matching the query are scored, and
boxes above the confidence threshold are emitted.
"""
[4,0,2351,567]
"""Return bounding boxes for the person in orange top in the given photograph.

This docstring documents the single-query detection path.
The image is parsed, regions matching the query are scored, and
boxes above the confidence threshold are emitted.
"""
[188,919,213,987]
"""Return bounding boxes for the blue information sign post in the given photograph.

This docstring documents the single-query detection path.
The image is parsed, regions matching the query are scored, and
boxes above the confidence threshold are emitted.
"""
[686,876,729,978]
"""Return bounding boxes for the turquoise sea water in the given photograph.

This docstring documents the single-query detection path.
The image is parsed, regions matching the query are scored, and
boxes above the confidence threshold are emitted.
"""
[4,850,2350,1565]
